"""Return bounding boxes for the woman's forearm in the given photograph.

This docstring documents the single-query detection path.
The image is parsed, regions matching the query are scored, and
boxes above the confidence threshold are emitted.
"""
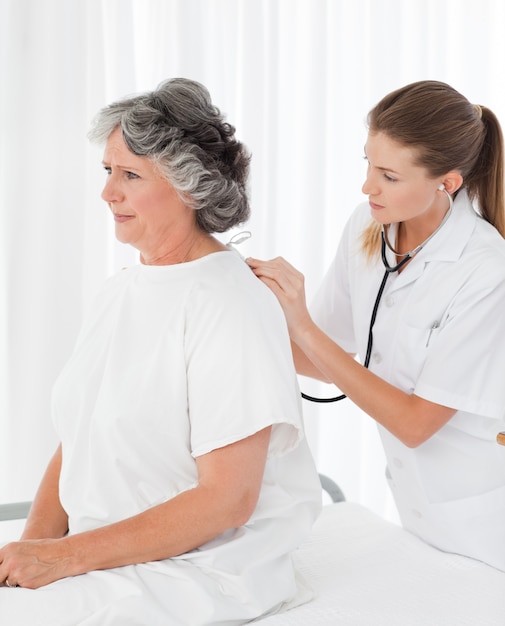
[61,427,271,578]
[21,444,69,540]
[62,485,239,576]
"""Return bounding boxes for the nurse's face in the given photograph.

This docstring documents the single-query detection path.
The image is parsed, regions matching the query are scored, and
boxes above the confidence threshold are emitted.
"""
[362,132,445,227]
[101,127,197,262]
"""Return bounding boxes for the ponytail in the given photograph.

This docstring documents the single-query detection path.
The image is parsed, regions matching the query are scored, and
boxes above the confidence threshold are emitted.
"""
[465,106,505,237]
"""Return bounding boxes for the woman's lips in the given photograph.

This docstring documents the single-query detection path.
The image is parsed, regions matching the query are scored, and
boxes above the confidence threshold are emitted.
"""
[113,214,134,223]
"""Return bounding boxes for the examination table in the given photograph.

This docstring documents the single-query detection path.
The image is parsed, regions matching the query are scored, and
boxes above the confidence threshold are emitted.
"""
[1,439,504,626]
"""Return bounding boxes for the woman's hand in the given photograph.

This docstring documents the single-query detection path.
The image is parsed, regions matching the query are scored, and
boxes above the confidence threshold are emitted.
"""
[0,443,73,589]
[246,257,312,338]
[0,537,75,589]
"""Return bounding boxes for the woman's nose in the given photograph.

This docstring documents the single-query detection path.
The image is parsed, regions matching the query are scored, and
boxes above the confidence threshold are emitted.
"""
[101,174,121,203]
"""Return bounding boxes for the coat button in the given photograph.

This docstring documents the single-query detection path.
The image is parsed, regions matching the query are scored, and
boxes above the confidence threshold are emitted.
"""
[412,509,423,518]
[393,457,403,469]
[385,295,395,307]
[372,352,382,364]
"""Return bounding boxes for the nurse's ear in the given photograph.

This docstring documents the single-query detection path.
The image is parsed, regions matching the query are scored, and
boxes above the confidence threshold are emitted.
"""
[439,172,463,195]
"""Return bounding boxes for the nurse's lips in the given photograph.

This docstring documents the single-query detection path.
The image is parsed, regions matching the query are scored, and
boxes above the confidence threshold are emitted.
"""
[369,201,384,211]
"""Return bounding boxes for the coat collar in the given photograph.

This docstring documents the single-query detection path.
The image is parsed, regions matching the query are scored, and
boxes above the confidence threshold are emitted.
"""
[383,189,478,290]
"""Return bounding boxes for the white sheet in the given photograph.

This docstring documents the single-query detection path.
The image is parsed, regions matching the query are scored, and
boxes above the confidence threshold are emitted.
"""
[256,502,503,625]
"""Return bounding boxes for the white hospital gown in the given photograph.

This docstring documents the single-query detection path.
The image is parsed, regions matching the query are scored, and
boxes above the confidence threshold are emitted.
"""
[1,251,322,626]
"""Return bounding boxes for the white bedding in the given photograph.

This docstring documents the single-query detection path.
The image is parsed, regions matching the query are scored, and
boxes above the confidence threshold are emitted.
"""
[256,502,503,625]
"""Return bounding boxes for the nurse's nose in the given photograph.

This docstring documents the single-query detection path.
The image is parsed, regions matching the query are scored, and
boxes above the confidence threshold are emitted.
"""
[361,170,378,196]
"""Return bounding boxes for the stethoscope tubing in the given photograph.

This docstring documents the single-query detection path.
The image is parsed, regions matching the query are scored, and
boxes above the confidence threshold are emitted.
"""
[301,194,452,403]
[301,238,395,403]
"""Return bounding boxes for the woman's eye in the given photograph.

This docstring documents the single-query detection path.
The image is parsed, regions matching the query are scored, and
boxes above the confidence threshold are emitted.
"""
[126,171,139,180]
[104,166,112,175]
[384,173,397,182]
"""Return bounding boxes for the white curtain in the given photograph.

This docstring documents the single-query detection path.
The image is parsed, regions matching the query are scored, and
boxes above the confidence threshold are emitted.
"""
[1,0,504,523]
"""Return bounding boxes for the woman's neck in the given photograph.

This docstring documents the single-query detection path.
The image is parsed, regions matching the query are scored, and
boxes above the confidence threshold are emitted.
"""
[140,232,227,266]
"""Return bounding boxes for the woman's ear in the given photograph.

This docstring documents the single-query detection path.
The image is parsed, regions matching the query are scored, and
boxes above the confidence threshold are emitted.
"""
[440,172,463,195]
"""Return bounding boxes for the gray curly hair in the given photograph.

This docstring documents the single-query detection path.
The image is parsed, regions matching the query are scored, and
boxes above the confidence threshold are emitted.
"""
[88,78,251,233]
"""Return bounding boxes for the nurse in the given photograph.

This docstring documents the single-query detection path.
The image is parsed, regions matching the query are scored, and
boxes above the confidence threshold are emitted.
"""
[247,80,505,572]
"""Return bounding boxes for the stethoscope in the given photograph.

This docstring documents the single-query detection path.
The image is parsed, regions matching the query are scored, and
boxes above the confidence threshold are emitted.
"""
[302,186,454,403]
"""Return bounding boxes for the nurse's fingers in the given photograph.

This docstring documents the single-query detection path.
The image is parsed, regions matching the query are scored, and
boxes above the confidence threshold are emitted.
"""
[246,257,311,335]
[246,257,304,297]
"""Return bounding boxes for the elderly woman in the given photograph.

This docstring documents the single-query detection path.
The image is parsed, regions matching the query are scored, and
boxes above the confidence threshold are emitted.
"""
[0,78,321,625]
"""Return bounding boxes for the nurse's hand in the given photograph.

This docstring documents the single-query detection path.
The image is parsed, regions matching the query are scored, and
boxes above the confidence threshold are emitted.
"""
[0,537,72,589]
[246,256,312,338]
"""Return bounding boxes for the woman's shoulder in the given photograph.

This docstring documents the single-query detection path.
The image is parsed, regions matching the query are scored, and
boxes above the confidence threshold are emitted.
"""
[443,216,505,304]
[191,251,283,310]
[84,265,136,305]
[474,215,505,250]
[454,191,505,263]
[466,215,505,272]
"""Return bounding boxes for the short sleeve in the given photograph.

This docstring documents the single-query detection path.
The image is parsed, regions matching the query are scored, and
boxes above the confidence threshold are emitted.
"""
[310,245,357,353]
[310,203,373,354]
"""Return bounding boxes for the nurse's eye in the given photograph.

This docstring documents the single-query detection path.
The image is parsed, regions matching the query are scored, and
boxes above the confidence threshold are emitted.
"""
[384,172,397,182]
[103,166,112,176]
[125,171,140,180]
